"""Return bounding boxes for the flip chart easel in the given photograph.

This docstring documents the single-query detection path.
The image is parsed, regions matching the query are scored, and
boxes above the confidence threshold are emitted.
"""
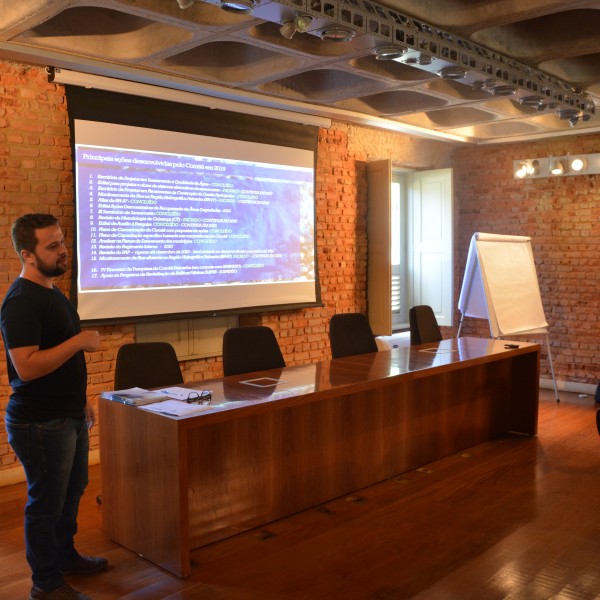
[457,232,559,401]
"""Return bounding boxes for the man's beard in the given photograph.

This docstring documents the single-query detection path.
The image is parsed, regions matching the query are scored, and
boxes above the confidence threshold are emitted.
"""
[34,254,68,278]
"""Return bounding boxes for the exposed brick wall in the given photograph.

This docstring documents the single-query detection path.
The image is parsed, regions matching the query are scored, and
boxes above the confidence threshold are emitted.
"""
[1,59,598,478]
[452,140,600,384]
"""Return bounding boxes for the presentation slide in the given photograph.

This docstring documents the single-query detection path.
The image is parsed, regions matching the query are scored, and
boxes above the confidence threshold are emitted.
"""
[73,120,317,321]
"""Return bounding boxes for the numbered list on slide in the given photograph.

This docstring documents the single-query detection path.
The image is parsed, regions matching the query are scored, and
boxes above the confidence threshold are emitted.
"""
[76,148,314,291]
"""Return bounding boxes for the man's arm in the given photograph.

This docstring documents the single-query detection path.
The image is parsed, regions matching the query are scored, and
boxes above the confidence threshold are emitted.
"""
[8,330,100,382]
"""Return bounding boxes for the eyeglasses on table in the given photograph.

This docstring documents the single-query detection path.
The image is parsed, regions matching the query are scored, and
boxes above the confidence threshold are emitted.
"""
[185,390,212,405]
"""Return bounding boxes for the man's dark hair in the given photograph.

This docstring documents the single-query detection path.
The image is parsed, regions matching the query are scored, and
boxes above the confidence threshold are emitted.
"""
[12,213,60,257]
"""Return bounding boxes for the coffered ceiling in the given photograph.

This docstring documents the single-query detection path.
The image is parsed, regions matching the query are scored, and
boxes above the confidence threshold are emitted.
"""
[1,0,600,144]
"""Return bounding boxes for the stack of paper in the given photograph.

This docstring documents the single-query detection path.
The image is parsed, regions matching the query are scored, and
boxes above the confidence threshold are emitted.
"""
[101,387,168,406]
[139,400,213,417]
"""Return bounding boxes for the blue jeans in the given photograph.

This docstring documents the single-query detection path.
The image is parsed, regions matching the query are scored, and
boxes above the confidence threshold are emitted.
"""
[6,417,89,590]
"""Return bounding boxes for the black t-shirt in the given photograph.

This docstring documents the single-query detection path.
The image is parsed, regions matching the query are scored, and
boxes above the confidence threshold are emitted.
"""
[1,278,87,422]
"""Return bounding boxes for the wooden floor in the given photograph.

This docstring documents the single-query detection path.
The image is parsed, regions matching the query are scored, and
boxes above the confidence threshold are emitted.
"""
[2,389,600,600]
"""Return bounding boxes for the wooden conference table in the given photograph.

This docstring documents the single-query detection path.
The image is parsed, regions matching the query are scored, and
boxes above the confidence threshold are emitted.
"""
[99,336,539,577]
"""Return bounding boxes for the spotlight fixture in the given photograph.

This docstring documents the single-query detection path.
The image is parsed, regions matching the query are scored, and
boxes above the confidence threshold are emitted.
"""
[473,79,498,91]
[550,159,566,176]
[556,108,579,120]
[404,53,432,66]
[514,153,599,179]
[372,46,407,60]
[318,26,356,42]
[569,156,587,172]
[438,66,467,79]
[515,162,529,179]
[515,160,539,179]
[279,22,296,39]
[555,108,582,128]
[176,0,195,7]
[515,158,540,179]
[220,0,255,14]
[279,15,313,39]
[518,95,546,110]
[489,84,517,96]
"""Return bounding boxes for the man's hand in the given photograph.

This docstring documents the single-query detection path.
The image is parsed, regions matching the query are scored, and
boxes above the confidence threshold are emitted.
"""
[86,401,96,429]
[78,330,100,352]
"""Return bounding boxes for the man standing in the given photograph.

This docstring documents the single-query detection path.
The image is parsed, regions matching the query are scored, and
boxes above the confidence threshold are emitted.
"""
[1,214,107,600]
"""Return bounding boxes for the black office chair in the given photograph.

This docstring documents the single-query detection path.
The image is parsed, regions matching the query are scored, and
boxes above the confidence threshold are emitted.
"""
[409,305,443,346]
[114,342,184,390]
[222,326,286,376]
[329,312,378,359]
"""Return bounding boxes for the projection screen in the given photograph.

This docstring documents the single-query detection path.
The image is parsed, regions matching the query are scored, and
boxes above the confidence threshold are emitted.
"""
[72,118,318,322]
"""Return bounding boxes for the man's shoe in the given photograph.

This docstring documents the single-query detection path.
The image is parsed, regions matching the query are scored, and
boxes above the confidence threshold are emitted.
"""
[29,582,91,599]
[59,554,108,576]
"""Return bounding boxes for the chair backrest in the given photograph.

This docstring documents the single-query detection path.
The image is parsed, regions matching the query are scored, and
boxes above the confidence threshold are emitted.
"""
[329,313,378,359]
[409,305,443,346]
[222,326,286,377]
[114,342,184,390]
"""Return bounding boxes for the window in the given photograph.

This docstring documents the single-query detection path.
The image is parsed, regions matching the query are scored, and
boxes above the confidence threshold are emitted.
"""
[367,161,453,335]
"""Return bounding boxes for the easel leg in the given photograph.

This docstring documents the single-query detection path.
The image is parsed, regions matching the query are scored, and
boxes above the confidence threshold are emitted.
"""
[545,332,560,403]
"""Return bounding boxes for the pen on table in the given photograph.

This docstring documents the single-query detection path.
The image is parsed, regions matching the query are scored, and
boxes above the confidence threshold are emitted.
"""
[160,390,185,399]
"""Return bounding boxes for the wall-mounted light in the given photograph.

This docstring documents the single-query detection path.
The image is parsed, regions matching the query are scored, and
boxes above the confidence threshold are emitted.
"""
[176,0,195,7]
[515,162,528,179]
[549,159,566,176]
[515,160,539,179]
[570,156,587,172]
[514,153,600,179]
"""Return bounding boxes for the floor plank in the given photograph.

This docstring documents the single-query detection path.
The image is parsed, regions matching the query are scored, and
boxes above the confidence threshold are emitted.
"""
[2,390,600,599]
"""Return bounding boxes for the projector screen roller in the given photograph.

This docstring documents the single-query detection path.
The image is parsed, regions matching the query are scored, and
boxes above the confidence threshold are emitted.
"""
[73,119,318,322]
